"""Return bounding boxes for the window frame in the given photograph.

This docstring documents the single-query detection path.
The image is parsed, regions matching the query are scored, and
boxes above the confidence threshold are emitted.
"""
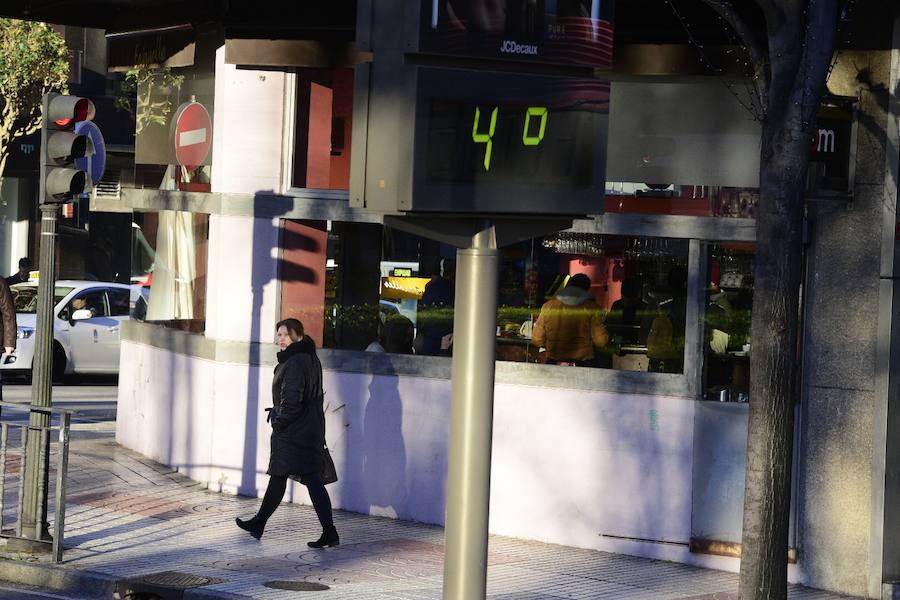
[307,215,754,400]
[281,70,353,199]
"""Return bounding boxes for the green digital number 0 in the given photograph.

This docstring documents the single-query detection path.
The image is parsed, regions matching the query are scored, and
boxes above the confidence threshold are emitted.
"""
[472,106,499,171]
[522,106,548,146]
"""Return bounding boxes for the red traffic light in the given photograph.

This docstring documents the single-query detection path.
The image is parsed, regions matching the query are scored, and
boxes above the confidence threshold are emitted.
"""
[48,96,95,128]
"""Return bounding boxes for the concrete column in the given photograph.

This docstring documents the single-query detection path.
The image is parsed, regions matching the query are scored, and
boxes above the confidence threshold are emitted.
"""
[798,37,895,597]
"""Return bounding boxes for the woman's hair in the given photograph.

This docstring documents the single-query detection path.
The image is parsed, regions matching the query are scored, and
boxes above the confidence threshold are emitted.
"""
[276,318,304,337]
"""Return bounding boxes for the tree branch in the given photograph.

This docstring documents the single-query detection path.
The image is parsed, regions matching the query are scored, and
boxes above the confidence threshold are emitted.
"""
[21,115,40,137]
[701,1,767,68]
[699,0,770,109]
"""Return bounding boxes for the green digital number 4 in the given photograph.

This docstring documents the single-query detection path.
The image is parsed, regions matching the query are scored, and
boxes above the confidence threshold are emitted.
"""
[472,106,498,171]
[471,105,548,171]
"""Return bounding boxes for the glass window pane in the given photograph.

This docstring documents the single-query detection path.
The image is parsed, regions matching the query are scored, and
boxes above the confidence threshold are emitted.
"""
[703,243,755,402]
[512,233,689,373]
[279,220,452,356]
[107,289,130,316]
[131,211,208,332]
[291,68,354,191]
[11,286,73,314]
[71,290,107,318]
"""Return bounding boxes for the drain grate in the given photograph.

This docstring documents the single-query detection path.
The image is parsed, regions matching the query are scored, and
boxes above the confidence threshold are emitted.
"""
[134,571,227,588]
[118,571,229,600]
[264,580,331,591]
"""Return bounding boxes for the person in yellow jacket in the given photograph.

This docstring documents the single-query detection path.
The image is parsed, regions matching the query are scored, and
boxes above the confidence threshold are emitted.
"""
[532,273,609,366]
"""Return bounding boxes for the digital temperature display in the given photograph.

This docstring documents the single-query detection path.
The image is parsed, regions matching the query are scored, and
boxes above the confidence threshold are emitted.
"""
[351,64,609,216]
[426,99,596,185]
[421,71,608,188]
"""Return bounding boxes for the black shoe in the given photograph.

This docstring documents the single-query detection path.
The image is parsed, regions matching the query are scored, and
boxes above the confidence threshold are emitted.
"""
[235,516,264,540]
[307,525,339,548]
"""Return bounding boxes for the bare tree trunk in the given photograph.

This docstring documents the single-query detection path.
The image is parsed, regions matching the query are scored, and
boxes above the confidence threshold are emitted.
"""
[739,111,808,600]
[736,2,838,597]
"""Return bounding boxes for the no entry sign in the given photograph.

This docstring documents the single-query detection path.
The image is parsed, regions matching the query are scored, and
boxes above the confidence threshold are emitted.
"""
[172,101,212,168]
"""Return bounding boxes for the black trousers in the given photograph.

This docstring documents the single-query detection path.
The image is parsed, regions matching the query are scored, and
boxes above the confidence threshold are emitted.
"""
[257,473,333,529]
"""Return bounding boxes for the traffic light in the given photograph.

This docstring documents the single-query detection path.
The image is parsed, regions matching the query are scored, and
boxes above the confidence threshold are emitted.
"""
[40,93,96,204]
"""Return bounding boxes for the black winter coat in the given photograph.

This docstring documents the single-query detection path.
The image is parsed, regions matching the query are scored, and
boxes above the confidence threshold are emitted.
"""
[268,337,326,479]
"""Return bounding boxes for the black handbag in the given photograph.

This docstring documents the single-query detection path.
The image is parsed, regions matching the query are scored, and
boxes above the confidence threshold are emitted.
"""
[320,445,338,485]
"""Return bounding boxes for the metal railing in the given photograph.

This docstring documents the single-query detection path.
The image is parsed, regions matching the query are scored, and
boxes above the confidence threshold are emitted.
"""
[0,401,73,562]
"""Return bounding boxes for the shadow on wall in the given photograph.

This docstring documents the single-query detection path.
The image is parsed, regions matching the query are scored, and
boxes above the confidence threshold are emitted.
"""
[362,369,407,518]
[239,192,304,496]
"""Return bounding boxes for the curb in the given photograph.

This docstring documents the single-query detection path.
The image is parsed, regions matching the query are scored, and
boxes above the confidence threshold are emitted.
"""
[0,557,116,598]
[184,589,251,600]
[0,557,252,600]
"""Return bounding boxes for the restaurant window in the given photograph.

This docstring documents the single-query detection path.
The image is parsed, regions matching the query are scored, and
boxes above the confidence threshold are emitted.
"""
[290,68,354,191]
[703,243,755,402]
[131,211,209,332]
[281,220,690,375]
[279,219,448,353]
[498,233,689,373]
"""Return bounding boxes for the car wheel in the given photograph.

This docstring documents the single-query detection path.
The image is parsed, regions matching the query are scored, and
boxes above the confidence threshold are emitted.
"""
[29,345,67,384]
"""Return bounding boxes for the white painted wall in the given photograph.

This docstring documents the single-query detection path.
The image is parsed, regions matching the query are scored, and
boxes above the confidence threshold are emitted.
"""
[116,342,216,485]
[118,339,809,579]
[204,214,281,343]
[211,46,286,195]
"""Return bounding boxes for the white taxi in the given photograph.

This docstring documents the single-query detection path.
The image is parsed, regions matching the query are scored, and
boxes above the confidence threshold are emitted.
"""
[0,280,146,379]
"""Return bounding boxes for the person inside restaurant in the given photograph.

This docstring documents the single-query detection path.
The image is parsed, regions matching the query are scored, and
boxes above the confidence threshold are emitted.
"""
[607,276,652,347]
[532,273,609,367]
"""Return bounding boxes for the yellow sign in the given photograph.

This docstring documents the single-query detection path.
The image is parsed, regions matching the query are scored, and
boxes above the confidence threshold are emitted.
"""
[380,276,430,300]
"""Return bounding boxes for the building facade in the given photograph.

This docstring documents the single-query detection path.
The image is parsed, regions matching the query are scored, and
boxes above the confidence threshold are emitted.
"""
[1,1,898,597]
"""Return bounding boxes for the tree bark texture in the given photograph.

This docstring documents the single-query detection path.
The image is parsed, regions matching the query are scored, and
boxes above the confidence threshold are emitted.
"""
[739,115,807,600]
[736,2,838,599]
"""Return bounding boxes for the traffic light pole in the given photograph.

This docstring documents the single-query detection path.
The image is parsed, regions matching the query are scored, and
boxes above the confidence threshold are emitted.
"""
[442,222,498,600]
[21,203,59,541]
[18,92,96,544]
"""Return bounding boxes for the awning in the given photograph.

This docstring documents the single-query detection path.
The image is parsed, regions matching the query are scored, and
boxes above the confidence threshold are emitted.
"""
[224,38,366,69]
[107,25,195,72]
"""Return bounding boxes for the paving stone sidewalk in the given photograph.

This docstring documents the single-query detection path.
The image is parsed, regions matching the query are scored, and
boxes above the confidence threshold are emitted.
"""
[0,421,862,600]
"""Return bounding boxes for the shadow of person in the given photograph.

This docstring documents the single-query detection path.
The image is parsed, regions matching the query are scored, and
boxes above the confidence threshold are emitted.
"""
[362,370,407,518]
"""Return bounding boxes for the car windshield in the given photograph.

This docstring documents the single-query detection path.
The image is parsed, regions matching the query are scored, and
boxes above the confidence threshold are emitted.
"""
[10,286,74,314]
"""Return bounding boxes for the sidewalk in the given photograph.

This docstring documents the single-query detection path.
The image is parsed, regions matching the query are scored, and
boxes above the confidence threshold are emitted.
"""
[0,421,861,600]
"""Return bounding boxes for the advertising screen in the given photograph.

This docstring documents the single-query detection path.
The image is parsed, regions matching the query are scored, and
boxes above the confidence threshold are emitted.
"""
[418,0,614,68]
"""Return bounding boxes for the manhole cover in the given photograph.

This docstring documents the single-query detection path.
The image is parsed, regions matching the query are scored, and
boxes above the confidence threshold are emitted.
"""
[135,571,227,588]
[264,581,330,591]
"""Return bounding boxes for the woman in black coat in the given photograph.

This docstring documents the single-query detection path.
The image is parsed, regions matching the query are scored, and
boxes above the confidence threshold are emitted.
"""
[235,318,338,547]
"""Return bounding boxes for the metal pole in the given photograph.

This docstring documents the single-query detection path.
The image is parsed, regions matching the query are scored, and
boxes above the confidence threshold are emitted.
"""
[15,427,26,538]
[0,423,7,532]
[22,203,58,540]
[442,221,498,600]
[53,412,70,562]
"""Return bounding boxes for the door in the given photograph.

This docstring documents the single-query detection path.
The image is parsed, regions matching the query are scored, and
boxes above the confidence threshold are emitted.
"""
[64,289,114,372]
